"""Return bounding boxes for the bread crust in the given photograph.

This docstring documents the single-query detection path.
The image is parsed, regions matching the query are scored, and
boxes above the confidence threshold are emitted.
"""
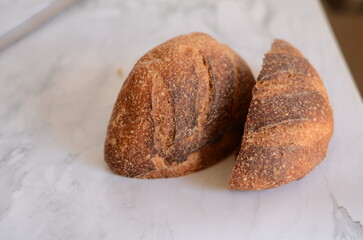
[229,39,334,190]
[105,32,255,178]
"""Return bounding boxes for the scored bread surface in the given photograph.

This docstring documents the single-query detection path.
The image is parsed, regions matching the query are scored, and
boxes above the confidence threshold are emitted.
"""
[229,39,334,190]
[105,32,255,178]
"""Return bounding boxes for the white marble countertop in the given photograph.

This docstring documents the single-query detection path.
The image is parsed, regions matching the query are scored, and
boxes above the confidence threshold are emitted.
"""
[1,0,363,239]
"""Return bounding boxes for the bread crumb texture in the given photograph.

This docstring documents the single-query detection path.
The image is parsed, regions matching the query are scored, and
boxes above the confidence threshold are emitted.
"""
[229,39,334,190]
[104,32,255,178]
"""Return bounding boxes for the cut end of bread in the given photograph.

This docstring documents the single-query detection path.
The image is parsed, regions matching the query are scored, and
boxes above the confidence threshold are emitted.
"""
[229,39,334,191]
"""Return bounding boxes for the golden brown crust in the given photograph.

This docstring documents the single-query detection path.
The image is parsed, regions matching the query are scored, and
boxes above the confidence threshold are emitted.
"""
[229,39,334,190]
[104,32,255,178]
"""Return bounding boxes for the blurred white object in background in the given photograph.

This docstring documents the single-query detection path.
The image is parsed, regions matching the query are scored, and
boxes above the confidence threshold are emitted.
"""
[0,0,79,51]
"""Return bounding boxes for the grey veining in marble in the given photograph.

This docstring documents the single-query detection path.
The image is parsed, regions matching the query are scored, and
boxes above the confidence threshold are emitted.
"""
[1,0,363,239]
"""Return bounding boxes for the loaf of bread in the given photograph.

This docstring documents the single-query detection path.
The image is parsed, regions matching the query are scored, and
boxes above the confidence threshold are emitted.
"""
[105,32,255,178]
[229,39,334,190]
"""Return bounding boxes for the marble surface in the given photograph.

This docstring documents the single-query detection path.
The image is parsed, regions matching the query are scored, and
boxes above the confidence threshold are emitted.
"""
[1,0,363,239]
